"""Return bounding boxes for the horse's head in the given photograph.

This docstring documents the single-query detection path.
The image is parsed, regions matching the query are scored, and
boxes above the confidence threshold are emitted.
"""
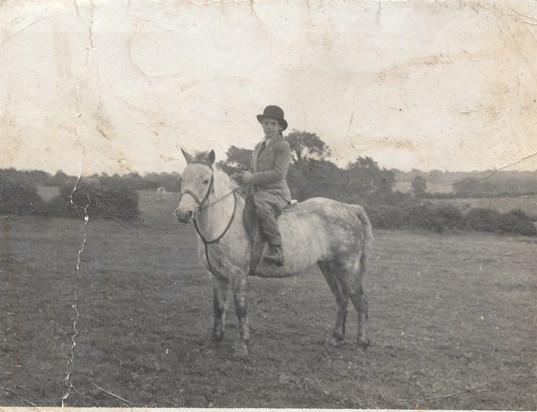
[175,149,216,223]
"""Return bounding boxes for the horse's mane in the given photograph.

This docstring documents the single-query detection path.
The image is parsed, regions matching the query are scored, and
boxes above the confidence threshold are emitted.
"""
[213,167,241,200]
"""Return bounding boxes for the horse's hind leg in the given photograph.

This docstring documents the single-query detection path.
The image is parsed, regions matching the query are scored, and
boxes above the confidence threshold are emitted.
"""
[231,275,249,357]
[334,260,369,349]
[318,261,349,345]
[211,275,228,343]
[351,281,369,349]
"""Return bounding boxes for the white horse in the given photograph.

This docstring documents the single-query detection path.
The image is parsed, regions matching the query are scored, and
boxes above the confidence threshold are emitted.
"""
[175,149,373,356]
[156,186,167,201]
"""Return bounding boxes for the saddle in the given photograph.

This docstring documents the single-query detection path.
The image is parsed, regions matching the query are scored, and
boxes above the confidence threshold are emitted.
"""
[243,196,298,274]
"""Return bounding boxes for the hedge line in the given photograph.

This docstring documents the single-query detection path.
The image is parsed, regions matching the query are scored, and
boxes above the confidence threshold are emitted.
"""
[43,179,139,221]
[2,173,536,236]
[366,204,537,236]
[0,173,139,221]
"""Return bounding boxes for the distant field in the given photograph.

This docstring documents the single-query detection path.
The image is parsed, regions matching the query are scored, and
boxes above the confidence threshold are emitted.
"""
[2,190,536,409]
[395,181,454,194]
[37,185,60,201]
[393,180,537,217]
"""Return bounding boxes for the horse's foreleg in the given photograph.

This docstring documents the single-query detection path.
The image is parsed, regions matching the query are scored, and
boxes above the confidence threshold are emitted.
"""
[211,275,228,343]
[318,262,349,345]
[231,275,249,356]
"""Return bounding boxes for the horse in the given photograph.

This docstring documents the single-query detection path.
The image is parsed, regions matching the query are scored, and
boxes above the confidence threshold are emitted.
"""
[175,149,373,356]
[156,186,167,201]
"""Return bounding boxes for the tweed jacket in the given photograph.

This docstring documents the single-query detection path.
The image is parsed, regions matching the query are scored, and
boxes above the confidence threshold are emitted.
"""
[249,136,292,202]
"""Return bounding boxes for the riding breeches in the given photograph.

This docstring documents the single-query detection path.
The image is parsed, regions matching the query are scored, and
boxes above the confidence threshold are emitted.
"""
[253,191,289,247]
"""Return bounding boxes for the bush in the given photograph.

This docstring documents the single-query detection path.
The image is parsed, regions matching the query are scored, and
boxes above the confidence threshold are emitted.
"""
[42,192,74,218]
[499,209,537,236]
[366,203,465,232]
[430,204,464,231]
[46,178,139,221]
[0,172,45,215]
[405,204,440,232]
[365,205,408,230]
[464,208,503,233]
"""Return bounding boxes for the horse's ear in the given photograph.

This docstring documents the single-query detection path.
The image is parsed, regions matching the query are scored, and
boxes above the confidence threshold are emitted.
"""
[181,149,193,164]
[208,150,215,166]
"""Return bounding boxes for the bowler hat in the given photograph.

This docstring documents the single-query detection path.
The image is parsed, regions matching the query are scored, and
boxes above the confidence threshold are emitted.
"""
[257,105,288,131]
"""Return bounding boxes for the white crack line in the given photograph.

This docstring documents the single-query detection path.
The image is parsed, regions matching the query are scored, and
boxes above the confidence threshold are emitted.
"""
[62,191,90,407]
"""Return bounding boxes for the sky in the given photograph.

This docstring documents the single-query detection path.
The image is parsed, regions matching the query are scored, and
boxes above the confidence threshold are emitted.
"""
[1,0,536,176]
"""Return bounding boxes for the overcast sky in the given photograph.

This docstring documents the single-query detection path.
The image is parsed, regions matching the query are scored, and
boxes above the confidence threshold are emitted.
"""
[1,0,536,176]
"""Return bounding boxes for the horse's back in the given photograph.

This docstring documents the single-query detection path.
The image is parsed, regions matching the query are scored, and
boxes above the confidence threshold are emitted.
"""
[279,197,372,262]
[283,197,370,227]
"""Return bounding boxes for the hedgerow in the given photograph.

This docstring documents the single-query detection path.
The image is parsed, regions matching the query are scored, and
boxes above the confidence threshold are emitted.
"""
[367,203,536,236]
[0,172,45,215]
[45,178,139,221]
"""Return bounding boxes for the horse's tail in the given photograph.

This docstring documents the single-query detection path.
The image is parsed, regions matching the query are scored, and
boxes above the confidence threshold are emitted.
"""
[354,205,373,279]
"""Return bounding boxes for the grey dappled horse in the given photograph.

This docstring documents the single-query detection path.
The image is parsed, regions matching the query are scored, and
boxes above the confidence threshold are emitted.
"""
[175,149,373,356]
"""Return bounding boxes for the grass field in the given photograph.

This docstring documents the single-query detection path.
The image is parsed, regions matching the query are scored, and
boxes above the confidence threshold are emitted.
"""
[1,191,536,409]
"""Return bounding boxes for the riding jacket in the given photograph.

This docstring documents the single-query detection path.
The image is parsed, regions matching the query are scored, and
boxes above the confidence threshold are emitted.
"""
[249,136,292,203]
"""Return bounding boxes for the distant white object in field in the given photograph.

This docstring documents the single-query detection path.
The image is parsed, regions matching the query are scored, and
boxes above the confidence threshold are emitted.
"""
[156,187,167,201]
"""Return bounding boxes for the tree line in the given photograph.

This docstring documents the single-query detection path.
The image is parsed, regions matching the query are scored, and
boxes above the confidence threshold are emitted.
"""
[1,130,536,236]
[0,168,181,192]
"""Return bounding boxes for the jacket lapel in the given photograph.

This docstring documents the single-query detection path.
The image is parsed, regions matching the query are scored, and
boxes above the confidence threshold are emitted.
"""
[256,139,275,163]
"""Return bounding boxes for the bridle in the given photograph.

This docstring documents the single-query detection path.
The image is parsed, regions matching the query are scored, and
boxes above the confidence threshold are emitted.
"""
[180,173,215,213]
[179,163,240,275]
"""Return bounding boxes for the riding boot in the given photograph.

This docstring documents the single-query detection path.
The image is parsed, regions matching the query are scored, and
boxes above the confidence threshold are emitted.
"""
[248,229,266,276]
[263,245,284,266]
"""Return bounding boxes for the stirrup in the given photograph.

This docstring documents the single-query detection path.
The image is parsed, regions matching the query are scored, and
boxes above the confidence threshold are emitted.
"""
[263,246,284,266]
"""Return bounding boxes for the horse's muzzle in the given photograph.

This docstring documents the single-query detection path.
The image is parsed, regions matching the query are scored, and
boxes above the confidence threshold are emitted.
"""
[175,208,193,223]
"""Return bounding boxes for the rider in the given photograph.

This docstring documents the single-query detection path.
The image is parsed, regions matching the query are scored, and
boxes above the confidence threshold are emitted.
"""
[239,105,292,266]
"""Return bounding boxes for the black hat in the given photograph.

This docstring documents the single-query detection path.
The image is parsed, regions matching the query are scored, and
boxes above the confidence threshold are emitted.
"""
[257,105,288,131]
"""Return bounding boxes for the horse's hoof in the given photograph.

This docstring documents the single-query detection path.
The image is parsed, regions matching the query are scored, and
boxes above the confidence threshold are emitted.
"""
[212,331,224,343]
[357,338,370,349]
[328,335,344,347]
[233,342,248,358]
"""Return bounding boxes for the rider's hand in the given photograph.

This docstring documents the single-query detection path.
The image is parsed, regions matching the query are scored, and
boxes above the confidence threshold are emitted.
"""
[240,171,254,184]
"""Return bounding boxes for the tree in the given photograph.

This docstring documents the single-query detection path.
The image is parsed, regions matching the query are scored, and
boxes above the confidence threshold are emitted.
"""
[287,158,343,201]
[216,145,253,175]
[286,131,331,162]
[411,175,427,197]
[345,157,396,203]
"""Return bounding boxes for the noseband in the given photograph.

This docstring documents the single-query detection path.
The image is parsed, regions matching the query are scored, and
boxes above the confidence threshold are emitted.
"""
[179,173,215,212]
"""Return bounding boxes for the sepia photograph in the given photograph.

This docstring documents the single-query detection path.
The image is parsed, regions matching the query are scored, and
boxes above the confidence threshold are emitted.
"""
[1,0,536,409]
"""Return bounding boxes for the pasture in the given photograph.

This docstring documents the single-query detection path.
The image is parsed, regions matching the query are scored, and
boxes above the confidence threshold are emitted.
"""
[1,191,536,409]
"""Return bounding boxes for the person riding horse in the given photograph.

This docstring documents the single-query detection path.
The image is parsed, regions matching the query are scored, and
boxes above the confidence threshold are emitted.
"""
[238,105,292,267]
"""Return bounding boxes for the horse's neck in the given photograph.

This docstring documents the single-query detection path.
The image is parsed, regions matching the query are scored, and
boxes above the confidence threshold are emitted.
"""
[195,176,242,241]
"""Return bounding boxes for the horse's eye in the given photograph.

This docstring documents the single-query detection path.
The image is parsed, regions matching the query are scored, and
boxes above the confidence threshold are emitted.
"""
[203,179,209,184]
